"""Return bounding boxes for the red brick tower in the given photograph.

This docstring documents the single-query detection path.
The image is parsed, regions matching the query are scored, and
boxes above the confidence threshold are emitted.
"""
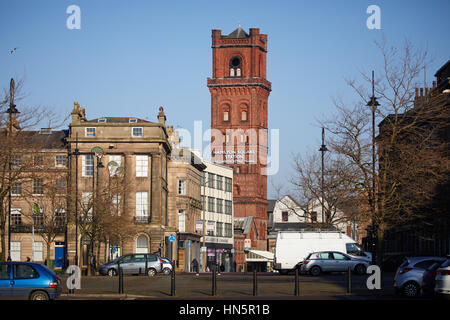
[207,26,271,250]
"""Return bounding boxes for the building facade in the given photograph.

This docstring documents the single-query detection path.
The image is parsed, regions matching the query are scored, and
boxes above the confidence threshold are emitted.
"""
[66,103,171,270]
[207,26,271,251]
[167,148,205,272]
[5,129,69,266]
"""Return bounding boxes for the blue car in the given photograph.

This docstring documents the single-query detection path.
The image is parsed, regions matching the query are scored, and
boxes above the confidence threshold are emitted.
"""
[0,262,62,300]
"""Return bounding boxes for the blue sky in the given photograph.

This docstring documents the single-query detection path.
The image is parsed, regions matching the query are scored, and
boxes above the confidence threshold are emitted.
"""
[1,0,449,196]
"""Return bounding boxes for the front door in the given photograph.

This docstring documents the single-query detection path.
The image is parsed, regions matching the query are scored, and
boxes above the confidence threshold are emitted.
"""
[0,263,12,299]
[54,246,65,268]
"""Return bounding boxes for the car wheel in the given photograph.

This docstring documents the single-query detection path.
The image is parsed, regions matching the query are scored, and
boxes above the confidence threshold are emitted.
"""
[108,269,117,277]
[147,268,157,277]
[310,266,321,276]
[355,264,366,275]
[402,282,420,297]
[30,290,49,301]
[162,268,171,275]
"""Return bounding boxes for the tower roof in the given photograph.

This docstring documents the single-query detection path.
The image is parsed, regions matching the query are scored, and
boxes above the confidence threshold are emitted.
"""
[227,26,249,38]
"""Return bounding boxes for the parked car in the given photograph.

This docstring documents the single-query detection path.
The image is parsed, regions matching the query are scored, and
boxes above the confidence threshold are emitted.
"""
[160,258,173,275]
[99,253,163,277]
[434,256,450,299]
[421,261,446,296]
[394,256,446,297]
[0,262,61,300]
[300,251,369,276]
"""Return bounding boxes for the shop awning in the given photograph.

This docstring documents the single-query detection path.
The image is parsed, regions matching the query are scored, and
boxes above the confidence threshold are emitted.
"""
[246,250,274,262]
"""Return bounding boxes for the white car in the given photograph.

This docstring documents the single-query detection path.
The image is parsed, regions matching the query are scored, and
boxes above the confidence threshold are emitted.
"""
[434,256,450,298]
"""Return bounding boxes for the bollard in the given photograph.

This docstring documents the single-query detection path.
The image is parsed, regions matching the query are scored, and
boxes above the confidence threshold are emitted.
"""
[211,264,217,296]
[253,269,258,296]
[347,267,352,294]
[118,262,124,294]
[171,260,176,296]
[294,268,299,296]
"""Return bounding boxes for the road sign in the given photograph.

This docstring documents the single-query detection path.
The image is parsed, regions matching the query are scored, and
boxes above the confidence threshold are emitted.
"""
[168,234,176,243]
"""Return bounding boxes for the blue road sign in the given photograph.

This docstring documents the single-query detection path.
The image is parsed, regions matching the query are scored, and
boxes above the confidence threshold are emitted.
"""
[168,234,175,242]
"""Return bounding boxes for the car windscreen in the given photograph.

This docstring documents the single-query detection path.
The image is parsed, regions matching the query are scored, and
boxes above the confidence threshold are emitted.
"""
[346,243,365,256]
[441,259,450,268]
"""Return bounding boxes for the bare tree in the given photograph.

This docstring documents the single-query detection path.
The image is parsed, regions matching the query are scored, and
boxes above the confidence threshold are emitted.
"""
[321,39,449,264]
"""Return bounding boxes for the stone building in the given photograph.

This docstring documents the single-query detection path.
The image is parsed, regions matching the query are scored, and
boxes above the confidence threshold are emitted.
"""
[5,129,69,266]
[167,147,205,272]
[66,103,171,270]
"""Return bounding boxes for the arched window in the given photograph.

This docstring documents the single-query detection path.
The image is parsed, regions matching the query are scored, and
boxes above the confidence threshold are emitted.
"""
[229,56,242,77]
[136,235,149,253]
[223,111,229,121]
[241,110,247,121]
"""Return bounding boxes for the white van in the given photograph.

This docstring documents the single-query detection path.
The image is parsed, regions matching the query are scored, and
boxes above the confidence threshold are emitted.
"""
[273,230,372,274]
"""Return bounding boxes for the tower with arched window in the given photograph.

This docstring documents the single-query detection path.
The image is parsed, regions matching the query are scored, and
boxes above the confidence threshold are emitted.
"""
[207,26,271,251]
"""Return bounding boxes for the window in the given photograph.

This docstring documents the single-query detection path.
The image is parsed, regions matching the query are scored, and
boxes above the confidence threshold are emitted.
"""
[108,155,122,176]
[11,182,21,196]
[216,222,223,237]
[216,199,223,213]
[178,209,186,233]
[33,213,44,229]
[11,155,21,167]
[317,252,331,260]
[56,155,67,167]
[33,242,43,261]
[200,172,205,186]
[207,221,215,236]
[56,178,66,194]
[129,118,137,123]
[281,211,289,222]
[0,265,9,280]
[332,253,347,260]
[178,180,186,195]
[216,175,223,190]
[414,260,436,270]
[208,173,215,188]
[132,127,143,137]
[136,236,149,254]
[82,154,94,177]
[229,56,242,77]
[136,155,148,177]
[111,194,121,216]
[310,211,318,222]
[136,192,149,217]
[10,242,21,261]
[33,178,44,195]
[225,177,232,192]
[14,264,39,279]
[55,209,66,227]
[225,200,232,215]
[34,155,43,166]
[11,209,22,225]
[224,223,232,238]
[98,118,106,123]
[241,110,247,121]
[81,192,93,219]
[223,111,229,122]
[208,197,215,212]
[85,127,96,137]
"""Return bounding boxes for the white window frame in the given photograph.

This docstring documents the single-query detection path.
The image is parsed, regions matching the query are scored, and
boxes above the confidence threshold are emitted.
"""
[85,127,96,137]
[136,192,148,217]
[108,155,122,176]
[82,154,94,177]
[10,241,21,261]
[132,127,143,137]
[178,180,186,195]
[136,155,148,177]
[223,111,229,121]
[111,194,121,216]
[33,242,44,262]
[55,155,67,167]
[178,209,186,233]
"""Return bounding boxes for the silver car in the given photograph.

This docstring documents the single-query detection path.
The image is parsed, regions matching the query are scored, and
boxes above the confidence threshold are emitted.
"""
[434,256,450,298]
[99,253,163,277]
[394,256,446,297]
[300,251,369,276]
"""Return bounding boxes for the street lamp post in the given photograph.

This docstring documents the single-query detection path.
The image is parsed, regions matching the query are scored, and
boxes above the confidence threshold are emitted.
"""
[319,127,328,225]
[90,146,104,275]
[366,71,380,266]
[6,78,20,261]
[73,133,80,266]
